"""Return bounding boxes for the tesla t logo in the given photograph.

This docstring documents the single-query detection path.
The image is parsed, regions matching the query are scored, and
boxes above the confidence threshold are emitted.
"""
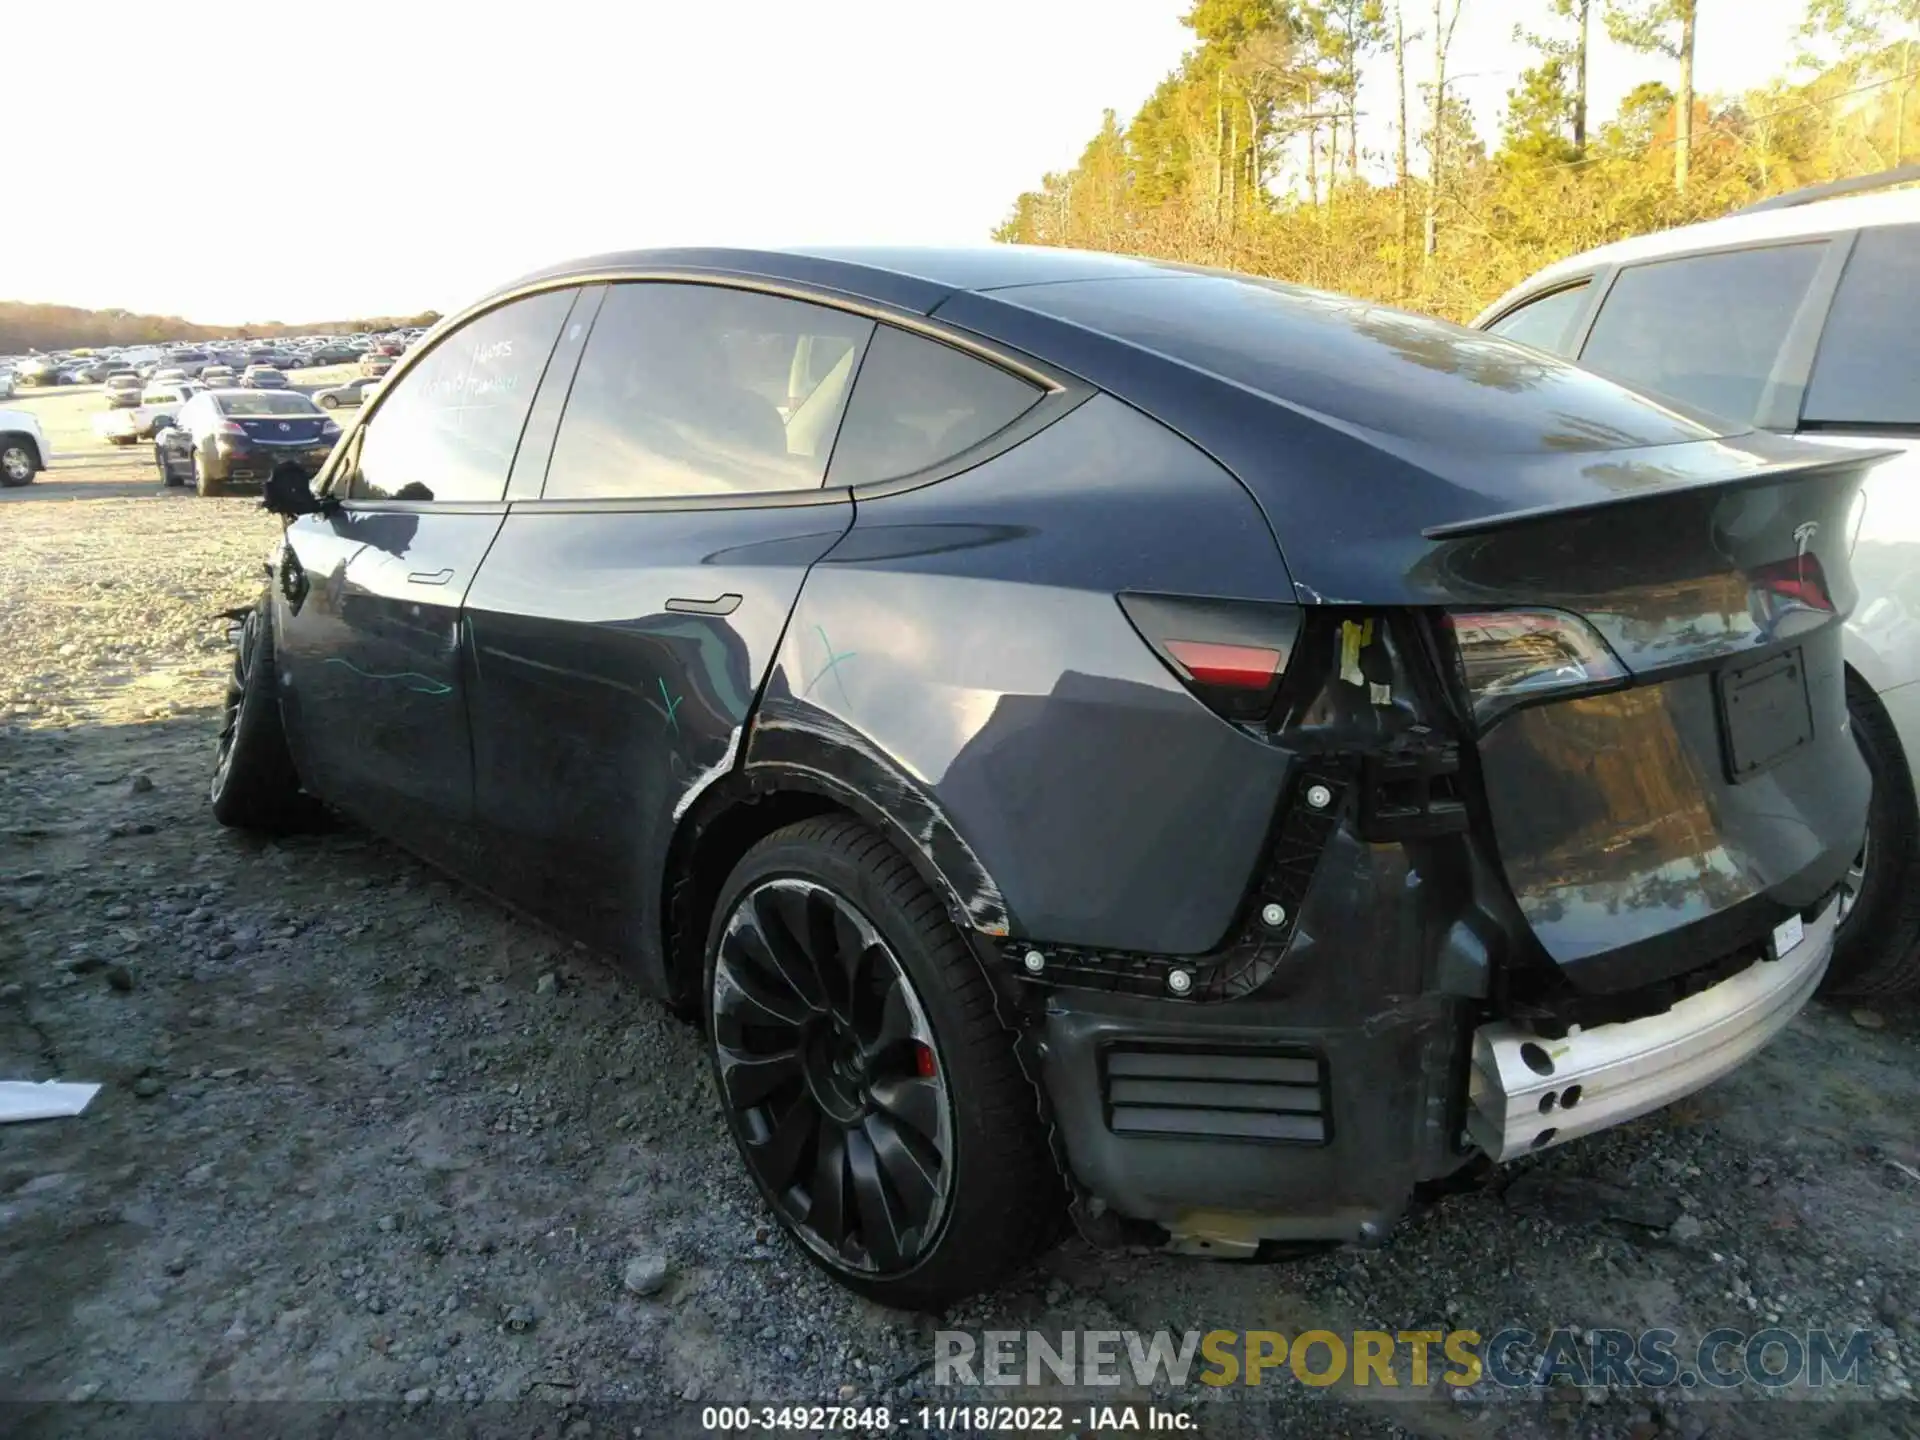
[278,422,290,431]
[1794,521,1818,558]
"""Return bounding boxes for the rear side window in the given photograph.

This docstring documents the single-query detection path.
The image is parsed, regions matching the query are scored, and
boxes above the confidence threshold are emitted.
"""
[350,288,573,503]
[1484,282,1589,354]
[826,326,1043,487]
[544,282,873,501]
[1802,225,1920,426]
[1579,243,1827,424]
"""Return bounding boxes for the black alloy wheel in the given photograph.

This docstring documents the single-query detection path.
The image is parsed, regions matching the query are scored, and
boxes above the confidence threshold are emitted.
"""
[711,877,954,1276]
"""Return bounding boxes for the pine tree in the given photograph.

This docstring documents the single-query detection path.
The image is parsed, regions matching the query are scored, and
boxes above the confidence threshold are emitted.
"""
[1606,0,1698,190]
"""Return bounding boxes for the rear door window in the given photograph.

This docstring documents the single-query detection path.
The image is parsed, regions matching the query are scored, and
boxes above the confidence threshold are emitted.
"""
[1484,282,1590,355]
[825,326,1044,487]
[543,282,873,501]
[1578,242,1828,424]
[349,288,574,503]
[1802,224,1920,427]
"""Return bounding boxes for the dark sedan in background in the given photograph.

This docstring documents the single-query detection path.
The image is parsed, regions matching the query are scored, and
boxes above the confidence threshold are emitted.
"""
[156,389,339,495]
[240,364,289,390]
[210,245,1882,1310]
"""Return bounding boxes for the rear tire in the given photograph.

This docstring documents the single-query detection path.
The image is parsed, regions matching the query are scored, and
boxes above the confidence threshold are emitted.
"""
[210,604,322,833]
[704,817,1063,1310]
[1823,678,1920,998]
[194,452,223,498]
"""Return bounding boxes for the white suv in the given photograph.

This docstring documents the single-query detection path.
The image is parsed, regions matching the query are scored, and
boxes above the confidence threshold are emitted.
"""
[1476,170,1920,998]
[0,407,51,486]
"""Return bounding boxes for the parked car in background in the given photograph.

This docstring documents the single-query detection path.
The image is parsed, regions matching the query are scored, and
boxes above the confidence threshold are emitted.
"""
[309,343,359,366]
[104,372,145,408]
[312,376,381,408]
[0,406,50,485]
[0,368,13,400]
[106,380,204,441]
[200,365,237,387]
[14,357,61,386]
[213,245,1881,1308]
[1476,168,1920,998]
[241,364,288,390]
[154,388,340,495]
[357,353,395,378]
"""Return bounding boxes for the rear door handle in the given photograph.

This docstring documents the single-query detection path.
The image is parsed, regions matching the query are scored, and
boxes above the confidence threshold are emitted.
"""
[665,592,742,615]
[408,568,455,586]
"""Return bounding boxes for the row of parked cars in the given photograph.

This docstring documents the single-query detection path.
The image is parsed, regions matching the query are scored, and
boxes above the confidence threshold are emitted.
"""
[74,337,409,448]
[193,168,1920,1311]
[0,328,423,392]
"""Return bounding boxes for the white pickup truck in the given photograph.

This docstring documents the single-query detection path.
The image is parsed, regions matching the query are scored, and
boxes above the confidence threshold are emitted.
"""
[92,381,204,446]
[0,407,51,486]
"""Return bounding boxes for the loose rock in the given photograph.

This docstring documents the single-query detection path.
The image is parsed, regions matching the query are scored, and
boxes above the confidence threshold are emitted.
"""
[622,1254,672,1297]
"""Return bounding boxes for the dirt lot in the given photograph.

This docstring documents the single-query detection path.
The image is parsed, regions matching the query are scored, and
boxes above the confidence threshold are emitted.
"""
[2,388,1919,1438]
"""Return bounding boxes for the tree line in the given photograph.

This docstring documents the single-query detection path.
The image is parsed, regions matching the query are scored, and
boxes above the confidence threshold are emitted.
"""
[0,303,445,355]
[995,0,1920,322]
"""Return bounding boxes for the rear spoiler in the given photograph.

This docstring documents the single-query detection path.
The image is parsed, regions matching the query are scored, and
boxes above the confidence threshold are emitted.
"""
[1422,448,1896,541]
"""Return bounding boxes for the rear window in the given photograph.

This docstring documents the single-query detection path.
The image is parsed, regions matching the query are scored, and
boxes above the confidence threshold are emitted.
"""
[1484,282,1590,354]
[1578,242,1827,425]
[825,326,1042,486]
[1802,224,1920,427]
[1005,275,1714,454]
[219,393,321,416]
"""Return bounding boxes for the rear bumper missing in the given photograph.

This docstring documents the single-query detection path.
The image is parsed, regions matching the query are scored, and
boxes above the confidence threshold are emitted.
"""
[1467,894,1837,1162]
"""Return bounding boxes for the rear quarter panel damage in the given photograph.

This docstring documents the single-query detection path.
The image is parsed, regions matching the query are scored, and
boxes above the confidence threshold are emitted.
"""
[745,395,1300,956]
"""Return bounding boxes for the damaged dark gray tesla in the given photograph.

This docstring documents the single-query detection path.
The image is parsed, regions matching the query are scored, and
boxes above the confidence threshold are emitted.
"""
[212,245,1883,1309]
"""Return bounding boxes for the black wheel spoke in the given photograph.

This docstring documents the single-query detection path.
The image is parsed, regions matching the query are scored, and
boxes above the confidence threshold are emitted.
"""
[713,947,813,1030]
[869,972,917,1055]
[715,1043,801,1108]
[869,1075,943,1145]
[756,886,831,1009]
[864,1110,941,1220]
[829,904,872,991]
[846,1125,907,1270]
[748,1096,819,1193]
[807,1120,851,1249]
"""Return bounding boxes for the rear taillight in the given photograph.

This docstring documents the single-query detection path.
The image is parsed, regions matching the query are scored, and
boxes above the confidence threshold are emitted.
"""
[1747,553,1834,613]
[215,421,248,438]
[1118,593,1302,722]
[320,420,342,440]
[1443,608,1628,725]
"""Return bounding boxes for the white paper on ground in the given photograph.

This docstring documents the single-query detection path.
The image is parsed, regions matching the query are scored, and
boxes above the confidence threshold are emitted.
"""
[0,1081,103,1123]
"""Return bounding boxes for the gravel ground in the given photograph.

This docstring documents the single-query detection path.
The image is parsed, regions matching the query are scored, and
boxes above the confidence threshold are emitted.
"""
[2,467,1918,1439]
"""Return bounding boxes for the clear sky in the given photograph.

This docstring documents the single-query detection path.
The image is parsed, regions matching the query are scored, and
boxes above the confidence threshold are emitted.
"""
[8,0,1806,324]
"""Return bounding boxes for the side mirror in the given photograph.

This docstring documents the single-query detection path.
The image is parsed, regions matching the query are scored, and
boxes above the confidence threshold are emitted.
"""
[262,464,327,518]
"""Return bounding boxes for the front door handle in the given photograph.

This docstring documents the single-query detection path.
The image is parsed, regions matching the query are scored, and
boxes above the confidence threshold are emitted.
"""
[408,568,455,586]
[665,592,742,615]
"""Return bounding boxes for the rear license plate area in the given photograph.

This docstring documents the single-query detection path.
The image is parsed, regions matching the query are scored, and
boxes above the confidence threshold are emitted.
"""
[1717,647,1813,782]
